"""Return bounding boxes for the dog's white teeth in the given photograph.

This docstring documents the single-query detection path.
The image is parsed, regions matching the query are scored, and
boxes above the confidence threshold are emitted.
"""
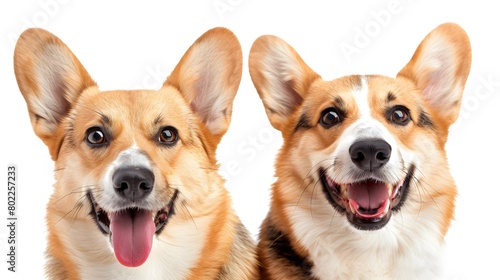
[349,201,357,213]
[99,221,110,234]
[387,184,393,196]
[340,184,349,196]
[383,200,390,214]
[391,184,402,198]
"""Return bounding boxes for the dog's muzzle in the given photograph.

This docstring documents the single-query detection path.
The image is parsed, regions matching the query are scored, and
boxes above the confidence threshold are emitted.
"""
[87,167,178,267]
[320,138,413,231]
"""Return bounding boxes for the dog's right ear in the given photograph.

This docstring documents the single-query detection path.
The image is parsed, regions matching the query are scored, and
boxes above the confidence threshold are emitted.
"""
[14,28,96,159]
[249,35,320,131]
[164,27,242,147]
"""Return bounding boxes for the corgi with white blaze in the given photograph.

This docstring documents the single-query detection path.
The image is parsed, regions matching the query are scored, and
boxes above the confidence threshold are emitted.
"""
[249,23,471,279]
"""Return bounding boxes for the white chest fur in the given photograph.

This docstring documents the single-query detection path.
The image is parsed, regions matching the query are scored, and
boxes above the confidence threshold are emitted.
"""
[288,206,444,280]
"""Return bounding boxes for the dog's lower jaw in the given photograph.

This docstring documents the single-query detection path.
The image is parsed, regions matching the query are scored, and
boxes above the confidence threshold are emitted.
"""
[47,202,255,280]
[86,190,179,267]
[88,190,178,235]
[319,164,415,231]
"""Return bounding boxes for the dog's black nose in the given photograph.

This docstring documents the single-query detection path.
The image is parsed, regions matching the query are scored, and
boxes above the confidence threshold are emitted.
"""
[112,167,154,202]
[349,139,391,172]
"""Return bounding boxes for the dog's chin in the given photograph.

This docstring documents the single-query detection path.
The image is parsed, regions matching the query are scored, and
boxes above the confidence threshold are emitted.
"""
[86,190,178,267]
[320,165,414,231]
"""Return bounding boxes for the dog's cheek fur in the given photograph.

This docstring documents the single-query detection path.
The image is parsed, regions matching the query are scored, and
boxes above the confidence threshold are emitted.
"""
[166,149,257,280]
[408,132,457,236]
[45,148,103,278]
[367,77,456,223]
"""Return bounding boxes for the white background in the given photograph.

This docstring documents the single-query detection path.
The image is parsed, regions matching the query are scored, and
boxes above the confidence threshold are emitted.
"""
[1,1,499,279]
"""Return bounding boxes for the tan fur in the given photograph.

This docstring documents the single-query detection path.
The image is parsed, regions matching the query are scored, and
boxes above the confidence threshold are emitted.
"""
[15,27,258,279]
[250,23,471,279]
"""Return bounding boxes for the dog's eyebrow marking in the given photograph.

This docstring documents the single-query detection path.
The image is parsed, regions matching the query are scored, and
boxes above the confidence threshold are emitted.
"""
[100,114,111,126]
[417,109,434,128]
[334,96,345,108]
[294,113,313,131]
[66,117,76,146]
[387,92,396,102]
[154,115,163,125]
[333,96,348,116]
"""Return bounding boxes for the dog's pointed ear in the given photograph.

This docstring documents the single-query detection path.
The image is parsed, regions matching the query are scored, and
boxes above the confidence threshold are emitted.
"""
[249,35,321,131]
[397,23,472,128]
[14,28,97,159]
[164,27,242,143]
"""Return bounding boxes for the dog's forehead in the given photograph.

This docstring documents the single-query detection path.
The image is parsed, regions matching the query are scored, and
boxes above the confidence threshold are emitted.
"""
[310,75,418,114]
[75,89,191,124]
[352,76,371,118]
[350,75,393,118]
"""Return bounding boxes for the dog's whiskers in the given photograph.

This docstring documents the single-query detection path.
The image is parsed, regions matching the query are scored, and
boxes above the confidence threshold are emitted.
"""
[295,157,335,208]
[412,166,446,217]
[308,165,334,219]
[48,183,106,232]
[156,236,186,248]
[199,166,219,171]
[67,200,85,230]
[52,193,88,229]
[179,200,199,232]
[48,184,96,207]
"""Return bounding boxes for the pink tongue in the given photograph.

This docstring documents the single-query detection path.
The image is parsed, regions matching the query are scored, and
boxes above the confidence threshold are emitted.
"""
[109,209,155,267]
[348,181,389,210]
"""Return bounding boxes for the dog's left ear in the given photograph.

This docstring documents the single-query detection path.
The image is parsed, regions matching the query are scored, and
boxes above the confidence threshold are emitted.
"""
[398,23,472,128]
[164,27,242,143]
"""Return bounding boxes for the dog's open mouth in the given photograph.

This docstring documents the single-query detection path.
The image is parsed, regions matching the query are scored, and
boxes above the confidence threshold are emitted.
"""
[320,165,414,230]
[86,190,178,267]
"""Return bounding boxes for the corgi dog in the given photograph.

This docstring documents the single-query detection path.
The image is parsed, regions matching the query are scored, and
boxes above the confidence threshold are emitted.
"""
[14,27,258,280]
[249,23,471,279]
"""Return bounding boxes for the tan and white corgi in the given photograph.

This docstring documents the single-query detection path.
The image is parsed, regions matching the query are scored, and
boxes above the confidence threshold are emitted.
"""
[14,27,258,280]
[249,23,471,279]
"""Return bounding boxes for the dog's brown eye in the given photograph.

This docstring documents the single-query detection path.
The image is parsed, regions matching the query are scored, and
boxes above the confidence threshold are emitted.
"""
[86,127,108,147]
[320,108,343,128]
[158,127,178,145]
[389,106,410,125]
